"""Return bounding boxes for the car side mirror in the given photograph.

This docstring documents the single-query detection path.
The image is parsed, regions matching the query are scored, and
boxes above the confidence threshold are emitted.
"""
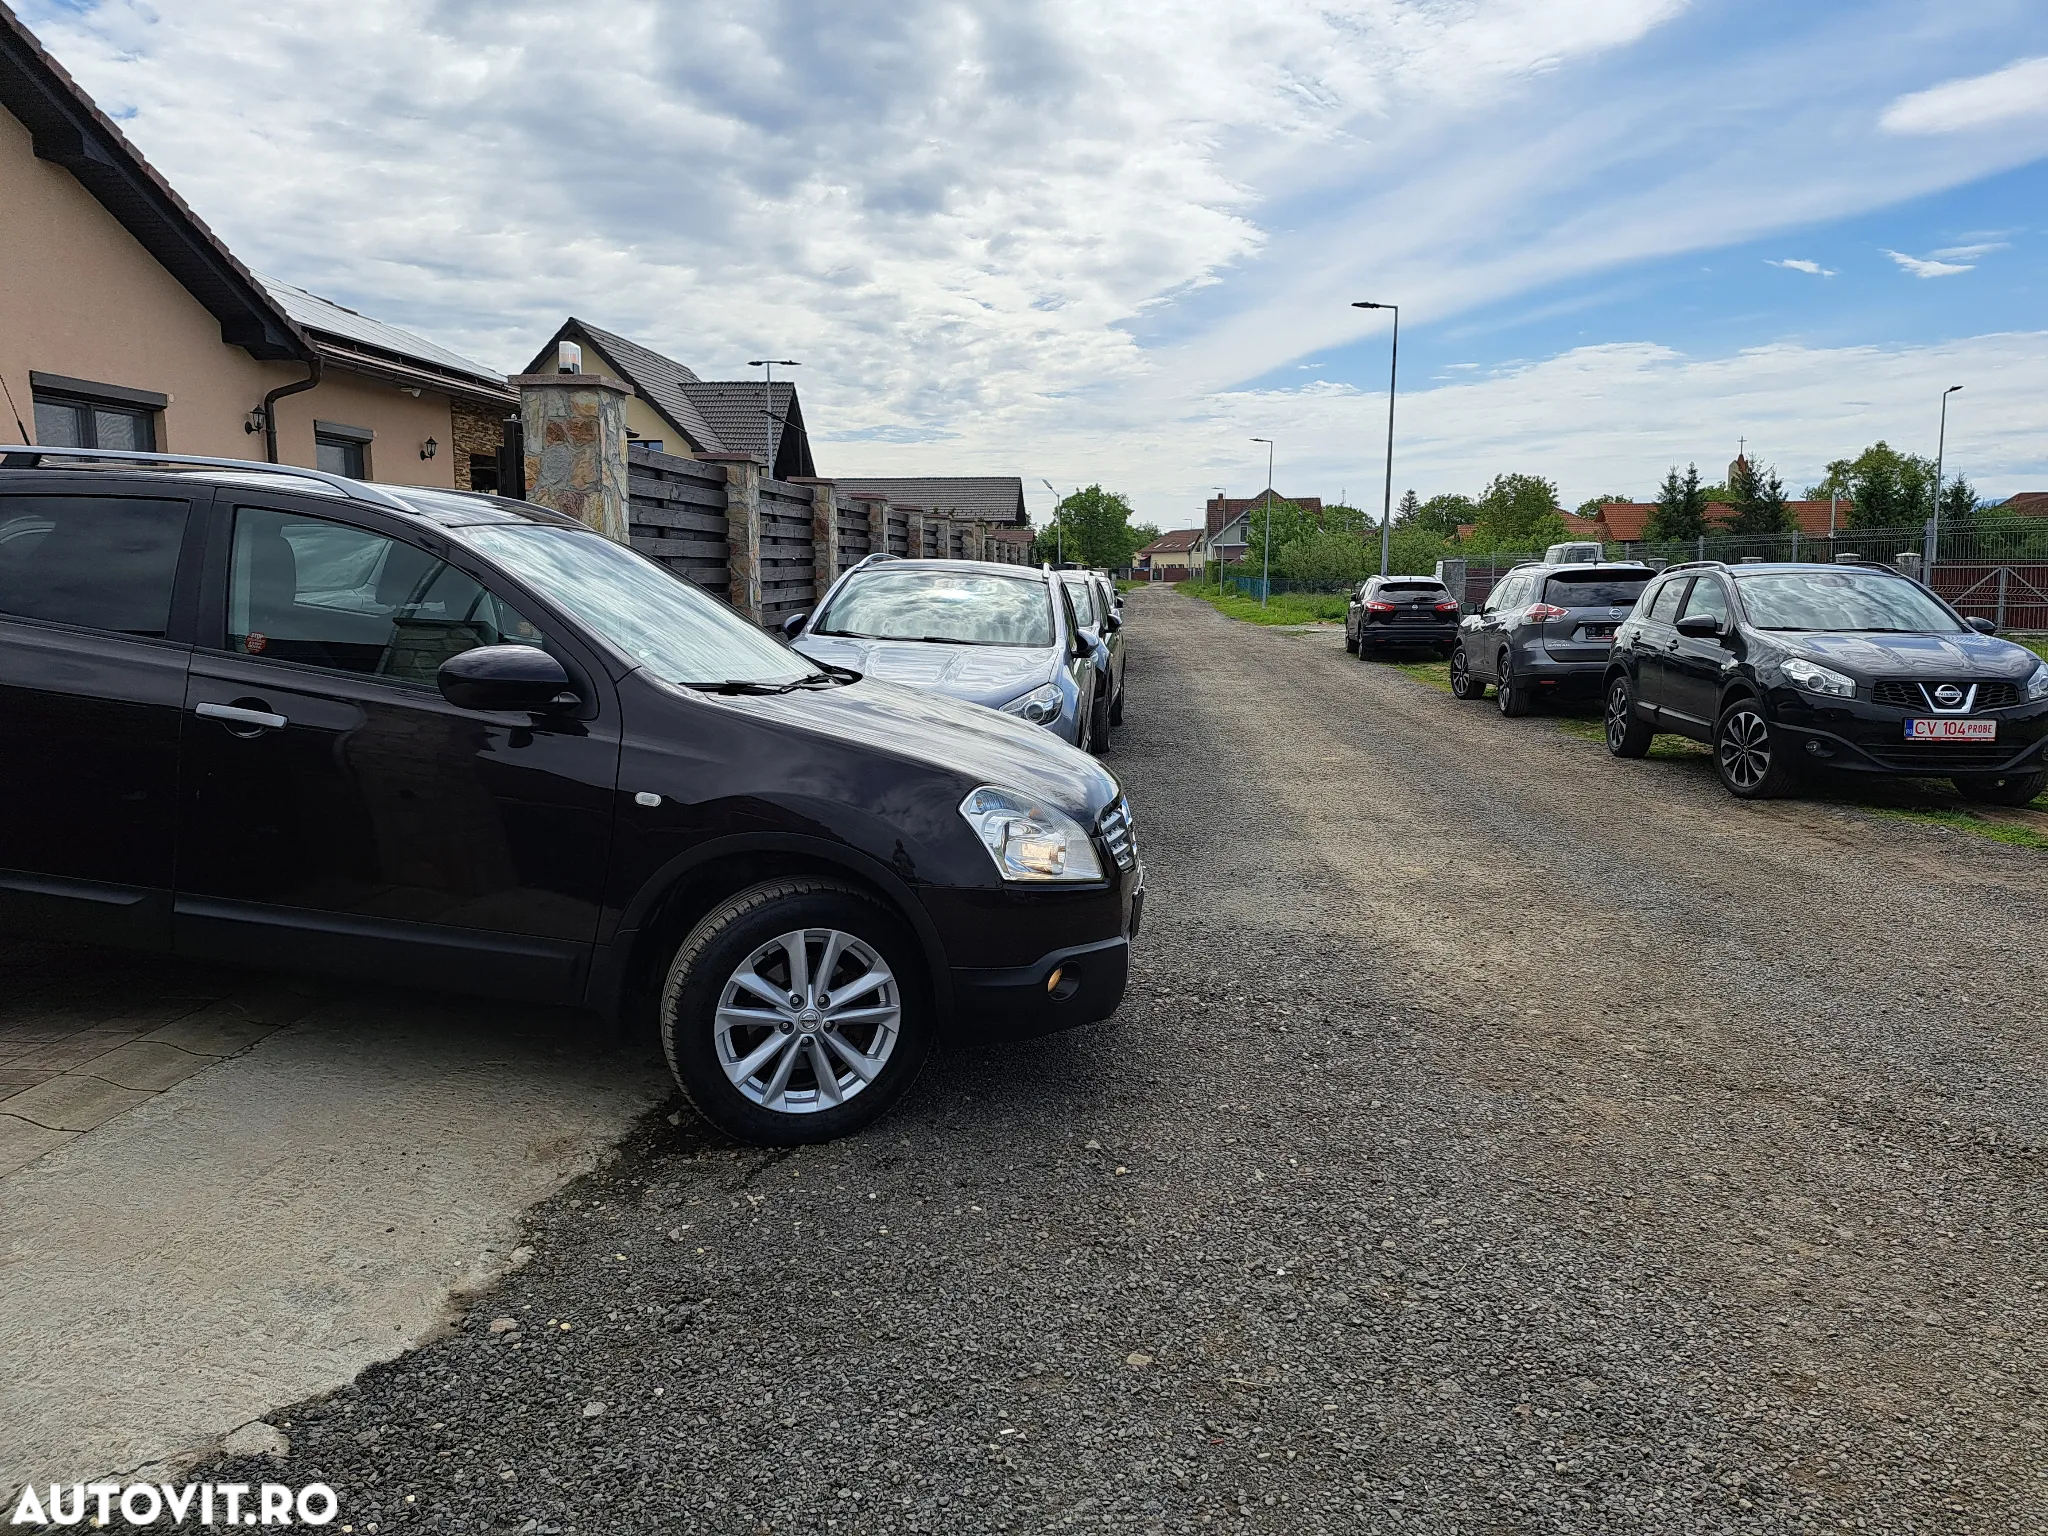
[1102,613,1122,633]
[438,645,577,713]
[781,611,809,639]
[1674,614,1724,640]
[1966,616,1998,635]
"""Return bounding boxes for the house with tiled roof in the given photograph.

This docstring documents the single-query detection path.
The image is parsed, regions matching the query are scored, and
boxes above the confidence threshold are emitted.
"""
[1135,527,1205,579]
[1593,499,1855,542]
[521,320,815,479]
[834,477,1028,526]
[0,3,515,488]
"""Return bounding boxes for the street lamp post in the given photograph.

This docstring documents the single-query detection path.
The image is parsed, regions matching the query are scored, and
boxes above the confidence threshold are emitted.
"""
[1352,301,1399,576]
[1210,484,1226,587]
[1929,384,1962,568]
[747,359,800,475]
[1250,438,1274,606]
[1039,478,1065,566]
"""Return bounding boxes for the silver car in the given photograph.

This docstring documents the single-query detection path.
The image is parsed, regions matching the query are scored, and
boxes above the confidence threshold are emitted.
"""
[787,557,1108,752]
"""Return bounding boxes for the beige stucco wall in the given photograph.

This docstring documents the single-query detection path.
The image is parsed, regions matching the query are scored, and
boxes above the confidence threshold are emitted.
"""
[0,105,458,488]
[572,338,692,454]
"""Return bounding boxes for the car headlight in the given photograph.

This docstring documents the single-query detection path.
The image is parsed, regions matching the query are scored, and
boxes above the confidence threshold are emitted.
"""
[2028,663,2048,702]
[1000,682,1064,725]
[959,787,1104,883]
[1780,657,1855,700]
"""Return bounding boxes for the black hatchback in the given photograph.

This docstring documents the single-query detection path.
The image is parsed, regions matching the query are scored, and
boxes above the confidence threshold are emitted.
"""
[0,450,1144,1143]
[1345,575,1461,658]
[1603,560,2048,801]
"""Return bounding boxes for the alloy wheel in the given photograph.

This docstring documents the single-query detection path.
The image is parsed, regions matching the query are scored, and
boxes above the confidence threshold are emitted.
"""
[714,927,900,1114]
[1606,682,1631,750]
[1718,707,1772,791]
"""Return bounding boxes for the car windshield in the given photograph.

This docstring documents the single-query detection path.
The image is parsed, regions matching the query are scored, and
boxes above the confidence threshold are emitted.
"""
[1544,573,1651,607]
[815,569,1055,646]
[1735,571,1963,633]
[449,524,817,687]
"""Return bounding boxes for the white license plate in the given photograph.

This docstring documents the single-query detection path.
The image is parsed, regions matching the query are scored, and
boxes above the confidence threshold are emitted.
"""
[1905,718,1996,742]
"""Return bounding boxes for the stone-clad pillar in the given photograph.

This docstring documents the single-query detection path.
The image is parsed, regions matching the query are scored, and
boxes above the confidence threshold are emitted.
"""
[791,477,839,605]
[699,452,762,622]
[513,373,630,542]
[859,496,890,560]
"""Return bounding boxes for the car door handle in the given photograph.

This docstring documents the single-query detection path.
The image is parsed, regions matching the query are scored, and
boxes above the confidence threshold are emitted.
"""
[196,701,288,730]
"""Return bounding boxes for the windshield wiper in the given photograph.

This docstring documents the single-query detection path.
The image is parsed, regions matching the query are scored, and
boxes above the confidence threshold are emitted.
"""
[693,671,843,696]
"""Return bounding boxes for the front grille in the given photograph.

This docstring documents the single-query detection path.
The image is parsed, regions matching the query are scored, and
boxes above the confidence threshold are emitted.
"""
[1097,797,1137,873]
[1868,743,2020,771]
[1871,680,2020,711]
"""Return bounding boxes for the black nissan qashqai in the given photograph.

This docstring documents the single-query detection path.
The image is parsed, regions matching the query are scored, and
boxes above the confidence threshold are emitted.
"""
[1602,559,2048,802]
[0,449,1143,1144]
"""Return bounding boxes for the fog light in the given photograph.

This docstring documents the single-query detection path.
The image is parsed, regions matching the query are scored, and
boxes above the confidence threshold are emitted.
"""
[1046,967,1064,994]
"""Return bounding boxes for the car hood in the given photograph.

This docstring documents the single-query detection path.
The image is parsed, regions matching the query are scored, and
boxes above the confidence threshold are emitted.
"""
[793,635,1057,709]
[724,674,1118,819]
[1775,630,2040,681]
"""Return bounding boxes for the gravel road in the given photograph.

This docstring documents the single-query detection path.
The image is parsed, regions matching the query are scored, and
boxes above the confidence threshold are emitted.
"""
[199,585,2048,1534]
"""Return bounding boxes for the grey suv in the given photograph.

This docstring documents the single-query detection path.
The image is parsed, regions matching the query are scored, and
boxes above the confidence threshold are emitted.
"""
[1450,560,1654,714]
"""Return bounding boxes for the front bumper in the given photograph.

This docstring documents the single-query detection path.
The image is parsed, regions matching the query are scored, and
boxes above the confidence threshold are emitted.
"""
[951,932,1132,1042]
[1769,689,2048,775]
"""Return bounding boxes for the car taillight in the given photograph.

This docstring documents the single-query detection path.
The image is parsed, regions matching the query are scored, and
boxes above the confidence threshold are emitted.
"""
[1366,601,1396,614]
[1526,603,1570,621]
[1433,601,1459,614]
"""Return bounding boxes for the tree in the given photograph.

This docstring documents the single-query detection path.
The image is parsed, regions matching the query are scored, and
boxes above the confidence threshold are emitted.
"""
[1395,489,1421,527]
[1938,476,1980,524]
[1319,502,1371,537]
[1034,485,1150,569]
[1273,528,1374,584]
[1809,443,1934,529]
[1724,456,1791,536]
[1646,464,1708,542]
[1404,493,1475,539]
[1241,497,1319,568]
[1471,473,1567,552]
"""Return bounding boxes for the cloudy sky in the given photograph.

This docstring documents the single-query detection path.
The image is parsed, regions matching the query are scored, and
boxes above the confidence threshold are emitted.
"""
[23,0,2048,525]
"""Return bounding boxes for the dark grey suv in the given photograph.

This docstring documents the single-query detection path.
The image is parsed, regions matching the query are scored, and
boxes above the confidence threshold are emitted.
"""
[1450,560,1654,714]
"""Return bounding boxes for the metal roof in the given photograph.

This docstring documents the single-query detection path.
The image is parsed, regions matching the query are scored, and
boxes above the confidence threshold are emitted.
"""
[260,277,506,388]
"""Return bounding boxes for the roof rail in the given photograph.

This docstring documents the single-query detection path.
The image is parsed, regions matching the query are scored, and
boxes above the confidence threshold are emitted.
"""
[0,445,416,512]
[1659,559,1728,574]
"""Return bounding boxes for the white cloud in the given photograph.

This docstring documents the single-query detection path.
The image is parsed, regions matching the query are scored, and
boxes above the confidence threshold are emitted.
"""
[1884,249,1973,278]
[1881,55,2048,135]
[1767,258,1835,277]
[1930,241,2008,260]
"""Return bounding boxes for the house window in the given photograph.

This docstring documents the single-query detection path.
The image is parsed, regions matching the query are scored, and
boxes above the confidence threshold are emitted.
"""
[313,420,373,479]
[29,373,163,452]
[467,453,501,494]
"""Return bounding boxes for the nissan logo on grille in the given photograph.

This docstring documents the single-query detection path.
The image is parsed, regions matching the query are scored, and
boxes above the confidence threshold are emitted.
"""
[1933,684,1965,708]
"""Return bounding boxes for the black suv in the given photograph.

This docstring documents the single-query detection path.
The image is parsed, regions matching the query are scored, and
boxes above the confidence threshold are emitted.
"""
[1603,560,2048,801]
[0,450,1144,1143]
[1450,559,1653,712]
[1345,574,1460,658]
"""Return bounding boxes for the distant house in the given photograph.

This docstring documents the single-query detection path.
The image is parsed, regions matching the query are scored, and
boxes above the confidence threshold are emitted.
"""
[1996,493,2048,516]
[1135,527,1205,580]
[1593,499,1855,542]
[0,7,515,487]
[1204,491,1326,563]
[521,319,815,479]
[834,477,1029,527]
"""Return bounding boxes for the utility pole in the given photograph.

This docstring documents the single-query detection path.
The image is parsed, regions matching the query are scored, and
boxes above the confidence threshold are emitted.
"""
[1352,302,1399,576]
[1250,438,1274,605]
[1929,384,1962,569]
[747,359,800,476]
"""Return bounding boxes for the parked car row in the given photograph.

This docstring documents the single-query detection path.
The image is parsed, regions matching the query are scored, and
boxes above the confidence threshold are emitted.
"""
[1425,553,2048,804]
[0,449,1143,1144]
[786,557,1127,754]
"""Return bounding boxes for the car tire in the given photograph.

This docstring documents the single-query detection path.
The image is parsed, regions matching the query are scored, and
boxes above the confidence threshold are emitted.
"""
[1089,687,1112,754]
[1714,696,1802,799]
[1952,770,2047,806]
[1605,675,1653,758]
[1110,687,1125,727]
[1449,648,1484,701]
[1496,654,1531,717]
[1344,629,1359,654]
[660,879,931,1146]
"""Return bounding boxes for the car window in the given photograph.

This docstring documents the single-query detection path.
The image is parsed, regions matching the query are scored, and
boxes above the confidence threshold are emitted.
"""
[1543,572,1651,608]
[228,506,544,683]
[1060,575,1100,625]
[1733,571,1963,633]
[1379,580,1446,596]
[814,568,1056,647]
[0,494,188,638]
[1679,578,1731,626]
[1643,578,1683,624]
